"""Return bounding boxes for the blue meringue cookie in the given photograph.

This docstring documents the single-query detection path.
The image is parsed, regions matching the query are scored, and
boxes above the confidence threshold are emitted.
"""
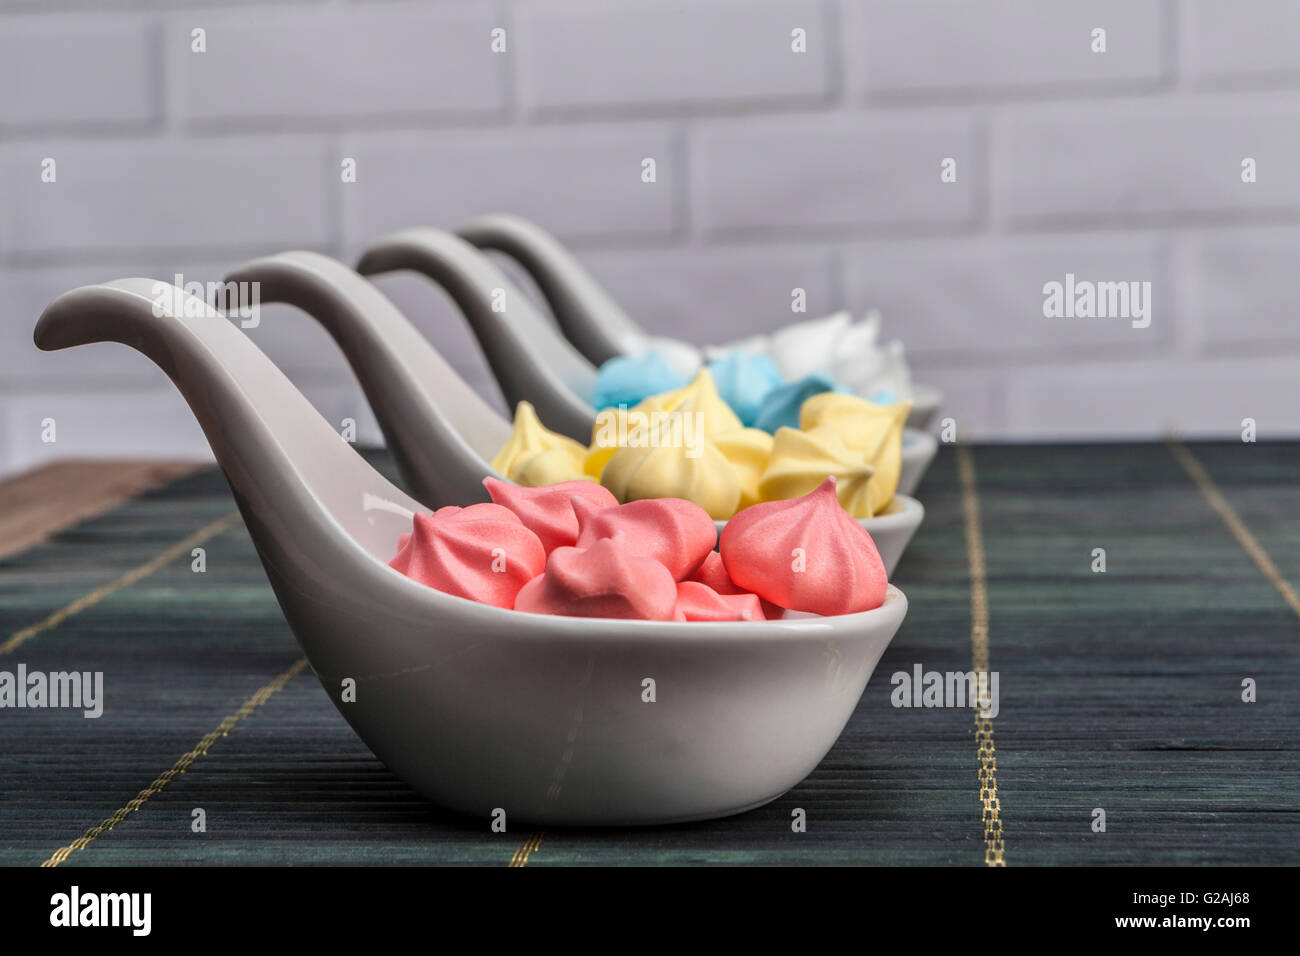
[590,349,686,410]
[706,349,785,427]
[752,373,839,434]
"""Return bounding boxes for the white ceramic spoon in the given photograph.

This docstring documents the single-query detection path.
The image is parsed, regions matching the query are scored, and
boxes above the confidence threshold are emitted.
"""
[34,278,909,826]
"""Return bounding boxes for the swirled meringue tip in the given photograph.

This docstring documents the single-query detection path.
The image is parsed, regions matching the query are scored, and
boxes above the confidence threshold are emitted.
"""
[389,505,546,610]
[653,367,744,436]
[758,426,876,518]
[796,393,912,514]
[483,476,617,554]
[492,400,589,486]
[514,532,679,621]
[799,391,911,436]
[572,495,716,581]
[719,476,888,616]
[599,431,741,521]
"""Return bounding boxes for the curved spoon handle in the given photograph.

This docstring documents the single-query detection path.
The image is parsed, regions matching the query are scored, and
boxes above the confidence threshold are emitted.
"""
[357,227,598,443]
[33,279,419,566]
[457,213,647,366]
[223,251,506,508]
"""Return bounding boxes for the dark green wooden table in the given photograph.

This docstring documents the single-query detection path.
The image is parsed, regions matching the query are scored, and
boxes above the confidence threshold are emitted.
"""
[2,442,1296,866]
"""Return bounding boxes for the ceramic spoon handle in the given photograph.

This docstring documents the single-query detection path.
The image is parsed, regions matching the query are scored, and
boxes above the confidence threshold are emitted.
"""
[33,279,419,571]
[457,213,646,366]
[224,251,507,508]
[357,227,598,443]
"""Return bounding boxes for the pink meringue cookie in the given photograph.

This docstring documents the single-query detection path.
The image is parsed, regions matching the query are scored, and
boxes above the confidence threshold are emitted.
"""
[390,503,546,609]
[719,476,887,616]
[483,476,618,553]
[515,533,678,620]
[687,551,784,619]
[572,496,717,581]
[686,550,745,595]
[674,580,765,622]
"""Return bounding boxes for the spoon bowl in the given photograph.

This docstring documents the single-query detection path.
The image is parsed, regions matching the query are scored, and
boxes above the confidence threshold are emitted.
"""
[33,279,910,826]
[909,384,944,432]
[899,428,938,497]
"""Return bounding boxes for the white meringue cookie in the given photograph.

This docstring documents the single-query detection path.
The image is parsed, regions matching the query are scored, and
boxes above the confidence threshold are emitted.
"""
[833,336,913,404]
[767,310,855,380]
[833,309,882,359]
[647,309,916,404]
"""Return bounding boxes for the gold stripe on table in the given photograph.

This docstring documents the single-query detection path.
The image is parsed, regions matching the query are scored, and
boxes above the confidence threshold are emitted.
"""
[41,657,309,867]
[1,510,240,656]
[1168,438,1300,623]
[957,444,1006,867]
[508,833,544,867]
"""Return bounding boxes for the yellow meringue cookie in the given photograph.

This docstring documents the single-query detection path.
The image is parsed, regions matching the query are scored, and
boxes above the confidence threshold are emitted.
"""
[799,393,901,448]
[586,405,632,479]
[601,438,741,521]
[585,393,682,480]
[800,393,912,513]
[649,368,743,436]
[513,446,595,487]
[711,427,775,511]
[492,401,590,486]
[862,403,909,513]
[757,426,876,518]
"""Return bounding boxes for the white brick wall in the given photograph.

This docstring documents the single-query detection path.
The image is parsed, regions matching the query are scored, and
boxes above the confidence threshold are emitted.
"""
[578,244,840,343]
[993,94,1300,225]
[515,0,833,113]
[3,137,334,255]
[841,233,1174,358]
[168,4,507,125]
[0,14,158,131]
[692,111,980,234]
[1,0,1298,477]
[340,124,678,244]
[843,0,1169,96]
[1182,0,1300,83]
[1180,228,1300,349]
